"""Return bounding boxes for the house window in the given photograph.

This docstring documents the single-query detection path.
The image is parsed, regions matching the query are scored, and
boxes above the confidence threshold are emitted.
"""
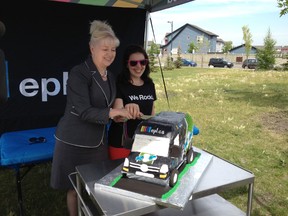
[197,35,203,44]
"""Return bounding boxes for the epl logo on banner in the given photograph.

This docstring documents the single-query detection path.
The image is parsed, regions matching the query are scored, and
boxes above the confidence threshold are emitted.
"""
[19,72,68,102]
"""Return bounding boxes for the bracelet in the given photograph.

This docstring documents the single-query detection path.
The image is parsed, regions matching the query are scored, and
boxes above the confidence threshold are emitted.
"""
[110,108,113,119]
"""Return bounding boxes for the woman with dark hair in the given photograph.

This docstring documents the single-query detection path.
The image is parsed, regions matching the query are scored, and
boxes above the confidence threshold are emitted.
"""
[108,44,157,160]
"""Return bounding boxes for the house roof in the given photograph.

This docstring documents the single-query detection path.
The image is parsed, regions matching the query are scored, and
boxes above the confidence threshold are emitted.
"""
[229,44,258,52]
[166,23,218,38]
[217,38,225,43]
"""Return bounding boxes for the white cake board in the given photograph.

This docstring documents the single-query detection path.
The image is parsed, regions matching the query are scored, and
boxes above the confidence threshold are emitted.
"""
[94,148,213,210]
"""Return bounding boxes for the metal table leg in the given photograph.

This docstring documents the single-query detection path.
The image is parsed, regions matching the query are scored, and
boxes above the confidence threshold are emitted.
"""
[69,172,92,216]
[76,173,83,216]
[247,182,254,216]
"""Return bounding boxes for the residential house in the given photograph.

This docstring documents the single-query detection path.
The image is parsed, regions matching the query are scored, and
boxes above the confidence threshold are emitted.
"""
[229,44,258,55]
[216,38,225,53]
[160,23,218,55]
[231,44,286,57]
[256,45,282,57]
[281,46,288,55]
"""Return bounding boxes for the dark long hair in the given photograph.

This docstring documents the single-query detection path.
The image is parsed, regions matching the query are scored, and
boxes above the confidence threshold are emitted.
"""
[117,44,153,85]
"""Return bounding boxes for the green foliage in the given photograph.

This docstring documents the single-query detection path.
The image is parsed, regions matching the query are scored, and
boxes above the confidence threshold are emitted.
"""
[187,42,198,54]
[278,0,288,16]
[242,25,253,59]
[274,62,288,71]
[164,55,174,70]
[283,62,288,69]
[174,46,182,69]
[174,56,182,69]
[280,54,288,71]
[148,41,160,56]
[256,28,277,70]
[222,41,233,53]
[147,41,160,73]
[197,37,210,53]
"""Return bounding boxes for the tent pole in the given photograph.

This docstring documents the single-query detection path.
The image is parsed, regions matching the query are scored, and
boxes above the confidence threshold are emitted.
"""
[144,11,150,49]
[148,17,170,109]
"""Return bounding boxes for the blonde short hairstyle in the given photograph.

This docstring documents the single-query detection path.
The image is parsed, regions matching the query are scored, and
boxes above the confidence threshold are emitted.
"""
[89,20,120,47]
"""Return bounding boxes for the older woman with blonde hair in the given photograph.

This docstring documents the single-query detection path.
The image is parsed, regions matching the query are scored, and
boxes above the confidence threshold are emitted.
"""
[50,20,132,216]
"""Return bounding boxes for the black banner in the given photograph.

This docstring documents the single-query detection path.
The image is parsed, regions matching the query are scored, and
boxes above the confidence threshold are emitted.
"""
[0,0,146,133]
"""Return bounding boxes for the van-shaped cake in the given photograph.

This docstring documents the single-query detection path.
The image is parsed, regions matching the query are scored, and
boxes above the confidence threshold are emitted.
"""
[121,111,195,187]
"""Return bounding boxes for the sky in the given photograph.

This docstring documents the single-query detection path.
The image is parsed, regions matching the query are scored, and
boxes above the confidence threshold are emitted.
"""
[147,0,288,47]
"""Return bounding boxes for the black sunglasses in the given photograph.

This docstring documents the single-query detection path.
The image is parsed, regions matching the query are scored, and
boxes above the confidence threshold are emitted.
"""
[29,136,47,144]
[128,59,148,67]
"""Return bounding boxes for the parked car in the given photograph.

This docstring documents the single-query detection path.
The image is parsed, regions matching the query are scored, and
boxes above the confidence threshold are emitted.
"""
[208,58,234,68]
[181,58,197,67]
[242,58,257,69]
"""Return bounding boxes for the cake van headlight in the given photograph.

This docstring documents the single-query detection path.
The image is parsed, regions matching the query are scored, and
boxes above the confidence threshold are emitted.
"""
[159,164,168,179]
[160,164,169,174]
[122,158,130,172]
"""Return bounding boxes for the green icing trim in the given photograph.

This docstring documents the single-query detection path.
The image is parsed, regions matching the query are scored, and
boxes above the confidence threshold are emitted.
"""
[161,153,201,200]
[110,174,123,187]
[185,113,194,132]
[109,153,202,201]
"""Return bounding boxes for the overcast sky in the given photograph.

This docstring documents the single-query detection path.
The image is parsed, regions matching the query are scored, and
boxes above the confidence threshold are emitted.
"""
[147,0,288,47]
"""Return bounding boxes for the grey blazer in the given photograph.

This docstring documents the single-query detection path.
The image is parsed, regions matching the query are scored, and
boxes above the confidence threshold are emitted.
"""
[55,57,116,147]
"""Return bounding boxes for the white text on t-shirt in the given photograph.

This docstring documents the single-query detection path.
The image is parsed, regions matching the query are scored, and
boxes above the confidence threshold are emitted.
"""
[129,94,154,101]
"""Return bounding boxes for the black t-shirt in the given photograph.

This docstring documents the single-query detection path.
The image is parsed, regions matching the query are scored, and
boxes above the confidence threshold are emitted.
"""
[108,81,157,148]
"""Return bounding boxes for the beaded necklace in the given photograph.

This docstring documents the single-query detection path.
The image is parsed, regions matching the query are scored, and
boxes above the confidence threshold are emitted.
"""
[100,70,107,78]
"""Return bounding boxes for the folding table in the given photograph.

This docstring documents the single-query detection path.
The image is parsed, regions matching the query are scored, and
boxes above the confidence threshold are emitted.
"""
[73,147,254,216]
[0,127,56,216]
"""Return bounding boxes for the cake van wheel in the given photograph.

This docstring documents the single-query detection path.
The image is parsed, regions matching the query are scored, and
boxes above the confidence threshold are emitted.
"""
[187,148,194,164]
[169,169,179,187]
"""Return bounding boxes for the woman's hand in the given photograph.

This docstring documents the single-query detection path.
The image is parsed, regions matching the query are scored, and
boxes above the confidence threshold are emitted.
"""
[113,115,128,123]
[125,103,143,119]
[109,108,132,121]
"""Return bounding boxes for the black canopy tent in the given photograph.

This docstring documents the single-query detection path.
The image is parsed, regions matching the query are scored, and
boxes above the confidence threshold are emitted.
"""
[0,1,146,133]
[0,0,194,133]
[0,1,195,215]
[52,0,194,13]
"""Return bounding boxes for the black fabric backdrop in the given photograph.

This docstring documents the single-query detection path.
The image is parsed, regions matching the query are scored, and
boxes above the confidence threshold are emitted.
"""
[0,1,146,134]
[0,49,6,104]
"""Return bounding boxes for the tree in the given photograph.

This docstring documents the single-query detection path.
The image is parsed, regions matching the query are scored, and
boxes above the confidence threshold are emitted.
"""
[187,42,198,54]
[197,37,210,53]
[256,28,277,70]
[147,41,160,73]
[277,0,288,70]
[242,25,253,59]
[222,41,233,53]
[174,46,182,69]
[197,38,210,68]
[278,0,288,16]
[164,55,174,70]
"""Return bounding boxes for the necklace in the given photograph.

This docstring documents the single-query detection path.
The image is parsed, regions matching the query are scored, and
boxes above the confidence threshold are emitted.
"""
[99,70,107,78]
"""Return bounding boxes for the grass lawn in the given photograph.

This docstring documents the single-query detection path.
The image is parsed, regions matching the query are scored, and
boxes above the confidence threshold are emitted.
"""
[152,67,288,216]
[1,67,288,215]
